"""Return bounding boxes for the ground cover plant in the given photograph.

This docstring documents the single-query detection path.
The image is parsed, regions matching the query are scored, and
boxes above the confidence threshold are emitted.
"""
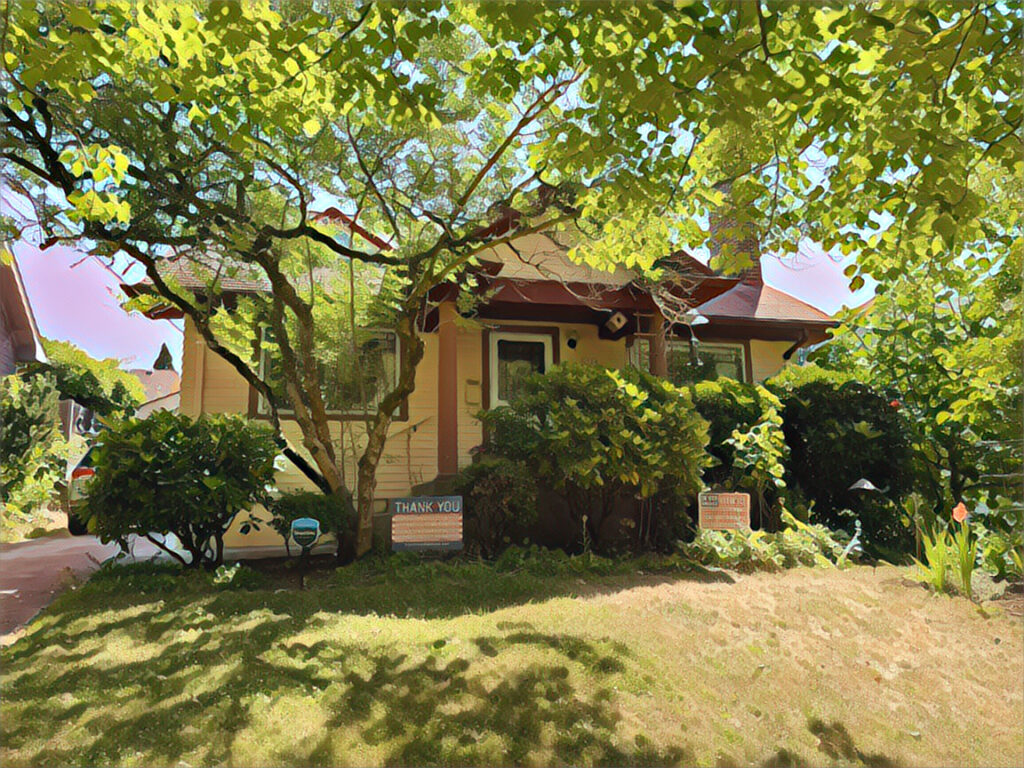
[2,555,1021,767]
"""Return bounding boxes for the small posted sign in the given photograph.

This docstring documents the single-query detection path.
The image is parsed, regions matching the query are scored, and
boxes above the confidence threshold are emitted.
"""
[389,495,463,552]
[698,492,751,530]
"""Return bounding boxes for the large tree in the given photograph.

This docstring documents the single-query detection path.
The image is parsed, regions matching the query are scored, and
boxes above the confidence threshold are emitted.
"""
[2,1,1019,555]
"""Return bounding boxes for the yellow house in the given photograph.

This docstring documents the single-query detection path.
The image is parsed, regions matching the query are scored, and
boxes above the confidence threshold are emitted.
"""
[129,225,836,551]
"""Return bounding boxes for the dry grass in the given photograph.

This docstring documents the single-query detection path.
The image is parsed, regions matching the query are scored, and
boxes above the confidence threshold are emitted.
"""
[1,563,1021,767]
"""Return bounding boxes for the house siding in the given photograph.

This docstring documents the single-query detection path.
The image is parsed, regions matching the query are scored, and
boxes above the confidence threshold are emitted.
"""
[749,340,793,382]
[180,317,790,549]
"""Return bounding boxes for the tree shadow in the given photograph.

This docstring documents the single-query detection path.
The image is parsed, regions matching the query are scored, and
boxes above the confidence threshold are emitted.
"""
[808,718,902,767]
[4,595,695,767]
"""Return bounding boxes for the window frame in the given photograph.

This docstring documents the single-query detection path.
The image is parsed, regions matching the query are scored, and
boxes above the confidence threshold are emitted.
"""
[628,336,749,384]
[487,329,556,409]
[252,327,405,421]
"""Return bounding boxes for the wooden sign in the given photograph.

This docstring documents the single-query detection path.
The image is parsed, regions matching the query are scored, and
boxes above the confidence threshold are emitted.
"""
[698,492,751,530]
[389,495,463,552]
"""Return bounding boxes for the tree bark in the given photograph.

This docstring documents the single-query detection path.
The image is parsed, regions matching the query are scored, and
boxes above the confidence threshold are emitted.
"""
[354,314,425,556]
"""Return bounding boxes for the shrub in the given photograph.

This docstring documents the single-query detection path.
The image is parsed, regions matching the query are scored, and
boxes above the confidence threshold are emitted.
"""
[682,512,859,572]
[974,493,1023,582]
[766,369,915,555]
[480,363,710,551]
[692,380,788,529]
[691,378,768,485]
[266,490,353,555]
[0,373,69,520]
[454,457,538,558]
[80,412,278,568]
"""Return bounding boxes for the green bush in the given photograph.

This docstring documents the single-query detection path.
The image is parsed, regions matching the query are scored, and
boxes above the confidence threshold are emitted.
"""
[30,338,145,417]
[266,490,353,554]
[80,412,279,568]
[692,380,788,528]
[453,457,538,558]
[480,362,710,551]
[1,373,69,520]
[682,512,860,572]
[974,494,1023,582]
[766,369,915,555]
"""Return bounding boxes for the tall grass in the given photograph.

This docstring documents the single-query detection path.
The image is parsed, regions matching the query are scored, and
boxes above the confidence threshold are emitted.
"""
[913,525,952,593]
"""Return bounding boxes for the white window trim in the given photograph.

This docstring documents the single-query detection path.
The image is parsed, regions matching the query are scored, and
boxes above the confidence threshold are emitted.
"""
[686,341,747,383]
[629,336,748,383]
[257,327,401,416]
[489,331,554,409]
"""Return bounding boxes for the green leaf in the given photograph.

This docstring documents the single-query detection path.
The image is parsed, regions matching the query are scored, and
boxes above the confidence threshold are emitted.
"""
[301,117,321,137]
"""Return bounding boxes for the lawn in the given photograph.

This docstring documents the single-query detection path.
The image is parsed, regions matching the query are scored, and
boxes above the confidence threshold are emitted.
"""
[1,557,1021,767]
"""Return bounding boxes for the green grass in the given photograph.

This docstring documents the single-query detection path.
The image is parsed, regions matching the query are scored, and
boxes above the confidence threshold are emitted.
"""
[2,555,1022,767]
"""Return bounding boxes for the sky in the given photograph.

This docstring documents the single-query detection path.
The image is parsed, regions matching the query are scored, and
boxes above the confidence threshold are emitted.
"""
[14,238,871,373]
[14,242,184,371]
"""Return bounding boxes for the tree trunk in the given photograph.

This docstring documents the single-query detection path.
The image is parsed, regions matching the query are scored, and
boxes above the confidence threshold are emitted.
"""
[355,315,425,556]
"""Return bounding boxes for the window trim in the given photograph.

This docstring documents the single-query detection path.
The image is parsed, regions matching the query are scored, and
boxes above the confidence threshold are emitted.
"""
[628,336,750,384]
[249,327,407,421]
[482,325,560,410]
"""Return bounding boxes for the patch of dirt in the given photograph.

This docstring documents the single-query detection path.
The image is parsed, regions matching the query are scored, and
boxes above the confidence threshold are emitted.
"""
[993,583,1024,617]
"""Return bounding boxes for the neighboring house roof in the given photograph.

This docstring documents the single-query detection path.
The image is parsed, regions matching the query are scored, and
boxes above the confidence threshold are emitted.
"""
[0,254,48,372]
[136,256,273,294]
[125,255,357,297]
[695,281,835,326]
[134,389,181,419]
[129,368,181,401]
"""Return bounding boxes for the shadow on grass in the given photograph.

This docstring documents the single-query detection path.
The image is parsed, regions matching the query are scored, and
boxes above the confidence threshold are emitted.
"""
[808,718,902,767]
[4,613,688,766]
[1,565,733,766]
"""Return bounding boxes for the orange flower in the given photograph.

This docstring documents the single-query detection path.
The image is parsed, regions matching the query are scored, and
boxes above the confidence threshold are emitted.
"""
[889,399,901,409]
[952,502,969,523]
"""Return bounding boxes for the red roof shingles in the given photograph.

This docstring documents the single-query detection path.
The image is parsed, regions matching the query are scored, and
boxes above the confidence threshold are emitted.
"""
[695,281,835,324]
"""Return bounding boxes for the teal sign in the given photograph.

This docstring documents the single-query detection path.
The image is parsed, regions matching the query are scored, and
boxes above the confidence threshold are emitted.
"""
[290,517,321,553]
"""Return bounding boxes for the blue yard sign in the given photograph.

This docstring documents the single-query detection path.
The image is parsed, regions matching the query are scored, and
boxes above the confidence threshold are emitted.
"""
[290,517,321,554]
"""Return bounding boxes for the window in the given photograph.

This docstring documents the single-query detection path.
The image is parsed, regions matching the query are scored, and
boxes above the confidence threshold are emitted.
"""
[629,338,747,383]
[489,331,554,408]
[258,328,399,417]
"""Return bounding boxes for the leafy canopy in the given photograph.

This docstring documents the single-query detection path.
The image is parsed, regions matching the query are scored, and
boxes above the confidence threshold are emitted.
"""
[32,337,146,417]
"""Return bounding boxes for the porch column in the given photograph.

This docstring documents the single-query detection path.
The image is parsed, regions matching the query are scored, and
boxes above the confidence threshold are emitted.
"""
[437,300,459,477]
[650,309,669,378]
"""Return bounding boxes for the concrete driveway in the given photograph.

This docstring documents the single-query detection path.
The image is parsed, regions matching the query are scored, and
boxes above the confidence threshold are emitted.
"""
[0,533,160,644]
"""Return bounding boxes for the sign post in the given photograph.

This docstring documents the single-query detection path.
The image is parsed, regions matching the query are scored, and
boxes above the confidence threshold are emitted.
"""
[389,495,463,552]
[698,492,751,530]
[289,517,321,589]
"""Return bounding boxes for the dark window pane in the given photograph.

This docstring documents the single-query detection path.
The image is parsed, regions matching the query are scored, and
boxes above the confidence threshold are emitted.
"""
[631,337,745,384]
[497,339,546,403]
